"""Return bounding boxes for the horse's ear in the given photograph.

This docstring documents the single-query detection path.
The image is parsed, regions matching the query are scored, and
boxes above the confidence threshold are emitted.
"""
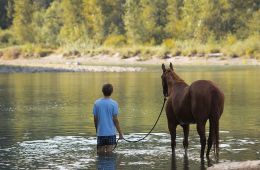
[162,64,166,72]
[170,62,174,70]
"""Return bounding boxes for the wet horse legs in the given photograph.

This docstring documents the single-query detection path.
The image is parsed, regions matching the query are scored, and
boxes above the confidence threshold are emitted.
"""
[181,124,190,151]
[206,119,213,158]
[197,122,206,158]
[168,122,177,153]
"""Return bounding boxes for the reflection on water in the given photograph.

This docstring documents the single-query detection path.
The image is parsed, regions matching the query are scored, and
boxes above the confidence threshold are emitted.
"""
[0,66,260,169]
[97,153,117,170]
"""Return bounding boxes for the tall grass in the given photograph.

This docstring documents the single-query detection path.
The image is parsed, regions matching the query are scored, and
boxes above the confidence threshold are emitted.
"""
[0,44,54,60]
[1,34,259,60]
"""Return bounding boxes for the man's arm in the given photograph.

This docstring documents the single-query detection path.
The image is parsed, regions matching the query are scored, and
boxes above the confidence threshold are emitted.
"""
[94,116,97,133]
[113,115,123,139]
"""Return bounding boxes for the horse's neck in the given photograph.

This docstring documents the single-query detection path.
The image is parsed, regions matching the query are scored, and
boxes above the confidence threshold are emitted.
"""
[167,81,188,98]
[173,81,188,90]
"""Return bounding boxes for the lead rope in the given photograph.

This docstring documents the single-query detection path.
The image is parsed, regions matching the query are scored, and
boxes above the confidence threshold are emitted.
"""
[113,97,167,151]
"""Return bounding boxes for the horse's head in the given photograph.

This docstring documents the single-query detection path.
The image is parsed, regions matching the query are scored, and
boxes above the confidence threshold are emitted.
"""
[161,62,183,97]
[161,63,174,97]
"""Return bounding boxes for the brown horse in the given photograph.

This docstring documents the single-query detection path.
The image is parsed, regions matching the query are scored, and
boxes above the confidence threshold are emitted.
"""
[161,63,224,159]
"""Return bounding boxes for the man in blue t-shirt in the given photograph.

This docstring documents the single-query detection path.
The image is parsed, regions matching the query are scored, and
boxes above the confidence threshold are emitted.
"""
[93,83,123,154]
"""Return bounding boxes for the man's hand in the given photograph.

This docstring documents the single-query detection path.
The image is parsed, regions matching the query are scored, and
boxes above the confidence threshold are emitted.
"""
[94,116,97,133]
[119,133,123,139]
[113,115,123,139]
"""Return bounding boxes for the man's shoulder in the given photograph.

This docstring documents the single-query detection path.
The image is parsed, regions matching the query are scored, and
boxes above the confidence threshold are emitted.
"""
[94,98,118,106]
[109,99,118,105]
[94,98,103,104]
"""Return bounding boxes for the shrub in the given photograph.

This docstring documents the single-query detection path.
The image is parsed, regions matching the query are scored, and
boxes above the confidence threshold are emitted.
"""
[0,50,3,58]
[103,35,126,47]
[225,34,237,45]
[174,50,182,56]
[210,48,220,53]
[20,44,53,58]
[190,49,197,56]
[2,47,21,59]
[0,30,17,47]
[223,34,260,58]
[162,39,176,49]
[243,34,260,58]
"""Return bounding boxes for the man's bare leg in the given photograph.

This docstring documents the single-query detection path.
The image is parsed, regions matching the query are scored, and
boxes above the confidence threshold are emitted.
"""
[106,145,115,153]
[97,146,106,154]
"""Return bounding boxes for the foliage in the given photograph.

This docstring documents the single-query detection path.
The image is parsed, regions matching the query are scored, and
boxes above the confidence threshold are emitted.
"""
[0,44,54,59]
[59,0,86,43]
[223,34,260,58]
[33,0,63,46]
[12,0,35,43]
[0,46,21,59]
[0,29,16,47]
[0,0,14,29]
[162,39,176,49]
[124,0,143,44]
[0,0,259,59]
[83,0,104,44]
[103,35,126,47]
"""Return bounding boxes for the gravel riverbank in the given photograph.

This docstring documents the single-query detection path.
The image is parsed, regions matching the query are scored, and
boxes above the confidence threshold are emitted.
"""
[0,54,259,73]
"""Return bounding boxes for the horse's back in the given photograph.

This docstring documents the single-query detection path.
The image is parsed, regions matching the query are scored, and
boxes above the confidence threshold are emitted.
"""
[189,80,224,121]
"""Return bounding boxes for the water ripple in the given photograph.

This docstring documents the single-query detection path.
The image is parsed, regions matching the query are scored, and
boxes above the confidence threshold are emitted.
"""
[0,133,259,169]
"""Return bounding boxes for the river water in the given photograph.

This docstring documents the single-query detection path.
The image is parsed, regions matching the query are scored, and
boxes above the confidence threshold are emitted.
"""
[0,66,259,169]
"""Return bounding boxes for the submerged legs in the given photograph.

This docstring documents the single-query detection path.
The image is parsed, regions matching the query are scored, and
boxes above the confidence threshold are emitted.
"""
[182,124,190,151]
[168,123,177,153]
[206,120,213,158]
[197,122,207,158]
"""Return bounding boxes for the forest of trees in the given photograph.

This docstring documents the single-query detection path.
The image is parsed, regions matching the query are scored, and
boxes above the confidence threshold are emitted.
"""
[0,0,259,58]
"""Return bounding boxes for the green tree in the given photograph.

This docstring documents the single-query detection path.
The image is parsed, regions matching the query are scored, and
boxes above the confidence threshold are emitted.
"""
[226,0,259,38]
[124,0,143,44]
[165,0,184,39]
[59,0,86,43]
[202,0,230,40]
[97,0,125,37]
[0,0,14,29]
[83,0,104,45]
[247,10,260,35]
[124,0,167,45]
[33,0,53,9]
[12,0,34,43]
[181,0,215,42]
[139,0,167,44]
[31,1,63,46]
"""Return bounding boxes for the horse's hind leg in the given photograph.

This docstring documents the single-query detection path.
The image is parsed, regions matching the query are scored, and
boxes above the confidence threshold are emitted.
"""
[197,122,206,158]
[181,124,189,151]
[206,119,214,158]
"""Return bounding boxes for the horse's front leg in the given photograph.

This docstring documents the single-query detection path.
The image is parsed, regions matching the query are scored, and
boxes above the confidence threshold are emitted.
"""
[166,99,178,153]
[168,121,177,153]
[181,124,190,151]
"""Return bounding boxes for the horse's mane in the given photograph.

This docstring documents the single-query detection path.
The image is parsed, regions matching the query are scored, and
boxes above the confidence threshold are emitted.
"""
[166,69,185,83]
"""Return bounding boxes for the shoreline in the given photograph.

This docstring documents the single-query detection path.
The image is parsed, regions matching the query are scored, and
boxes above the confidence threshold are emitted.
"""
[0,54,259,73]
[208,160,260,170]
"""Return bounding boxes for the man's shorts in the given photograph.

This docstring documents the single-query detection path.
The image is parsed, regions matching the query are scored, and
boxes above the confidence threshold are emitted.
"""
[97,135,116,146]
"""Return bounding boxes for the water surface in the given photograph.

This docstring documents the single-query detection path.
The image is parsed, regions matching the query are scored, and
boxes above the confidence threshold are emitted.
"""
[0,66,260,169]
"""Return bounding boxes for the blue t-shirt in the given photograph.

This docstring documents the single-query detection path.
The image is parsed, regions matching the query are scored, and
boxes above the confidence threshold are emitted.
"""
[93,98,119,136]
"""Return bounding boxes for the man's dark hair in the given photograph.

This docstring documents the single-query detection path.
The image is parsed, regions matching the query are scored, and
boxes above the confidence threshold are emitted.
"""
[102,83,113,96]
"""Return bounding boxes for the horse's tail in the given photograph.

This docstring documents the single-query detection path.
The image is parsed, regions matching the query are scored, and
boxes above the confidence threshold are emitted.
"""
[209,110,220,158]
[209,89,224,158]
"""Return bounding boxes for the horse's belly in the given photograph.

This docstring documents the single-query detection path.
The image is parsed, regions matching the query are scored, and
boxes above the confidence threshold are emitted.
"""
[176,111,195,125]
